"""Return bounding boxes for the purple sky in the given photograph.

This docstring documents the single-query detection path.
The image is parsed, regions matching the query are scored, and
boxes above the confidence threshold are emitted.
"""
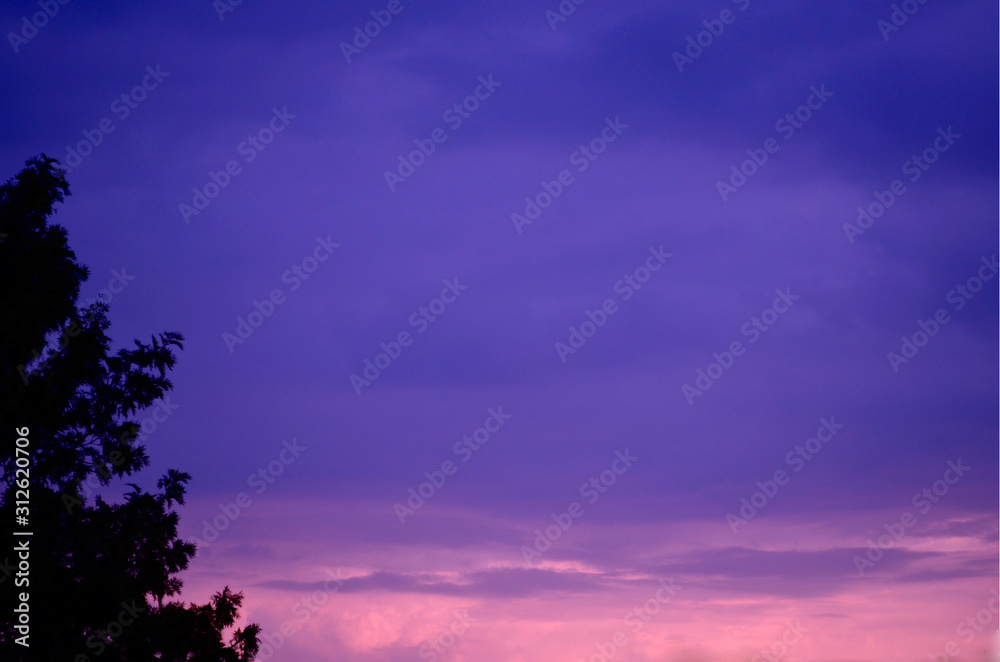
[4,1,998,660]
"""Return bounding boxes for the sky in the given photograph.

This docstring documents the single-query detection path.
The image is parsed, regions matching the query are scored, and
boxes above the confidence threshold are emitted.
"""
[3,0,999,660]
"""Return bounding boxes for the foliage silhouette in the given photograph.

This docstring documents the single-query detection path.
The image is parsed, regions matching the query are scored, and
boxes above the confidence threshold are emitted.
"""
[0,155,260,661]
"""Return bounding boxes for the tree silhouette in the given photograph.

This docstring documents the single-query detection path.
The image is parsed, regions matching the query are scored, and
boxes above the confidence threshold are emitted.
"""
[0,155,260,661]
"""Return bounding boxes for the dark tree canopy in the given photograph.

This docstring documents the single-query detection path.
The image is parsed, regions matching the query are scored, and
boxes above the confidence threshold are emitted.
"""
[0,155,260,661]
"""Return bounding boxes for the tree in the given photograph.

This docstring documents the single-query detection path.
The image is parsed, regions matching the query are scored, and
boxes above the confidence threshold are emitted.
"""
[0,155,260,661]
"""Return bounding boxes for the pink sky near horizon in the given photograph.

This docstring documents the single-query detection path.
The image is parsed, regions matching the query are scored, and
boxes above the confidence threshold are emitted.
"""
[175,496,999,662]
